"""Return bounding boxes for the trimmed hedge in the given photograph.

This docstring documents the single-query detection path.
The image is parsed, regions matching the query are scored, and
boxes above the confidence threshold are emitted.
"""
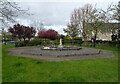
[53,38,83,46]
[87,40,118,47]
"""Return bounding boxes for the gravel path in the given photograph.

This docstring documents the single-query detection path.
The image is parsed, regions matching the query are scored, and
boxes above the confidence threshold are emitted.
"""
[8,46,114,61]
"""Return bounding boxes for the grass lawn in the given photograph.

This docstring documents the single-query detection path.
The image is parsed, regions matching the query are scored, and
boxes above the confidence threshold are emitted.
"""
[2,45,118,82]
[0,44,2,83]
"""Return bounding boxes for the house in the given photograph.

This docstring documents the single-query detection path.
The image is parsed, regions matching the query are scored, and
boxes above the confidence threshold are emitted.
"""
[91,23,119,41]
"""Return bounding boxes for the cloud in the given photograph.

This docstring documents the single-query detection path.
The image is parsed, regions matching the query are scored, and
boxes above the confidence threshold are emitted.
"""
[12,0,118,3]
[10,0,119,34]
[44,25,67,35]
[17,2,81,26]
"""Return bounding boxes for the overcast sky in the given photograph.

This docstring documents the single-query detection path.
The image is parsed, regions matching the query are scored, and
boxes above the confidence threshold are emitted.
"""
[11,0,119,34]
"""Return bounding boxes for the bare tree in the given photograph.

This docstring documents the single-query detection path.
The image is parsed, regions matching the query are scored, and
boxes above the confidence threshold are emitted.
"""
[0,0,30,44]
[0,0,30,25]
[111,1,120,47]
[99,2,119,36]
[90,2,120,47]
[67,4,97,45]
[31,20,44,33]
[111,1,120,22]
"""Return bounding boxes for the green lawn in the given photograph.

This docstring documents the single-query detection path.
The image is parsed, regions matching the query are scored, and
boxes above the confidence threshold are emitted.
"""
[0,44,2,83]
[2,45,118,82]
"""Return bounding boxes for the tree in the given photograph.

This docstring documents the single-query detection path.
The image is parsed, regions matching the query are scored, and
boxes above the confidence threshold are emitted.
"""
[8,24,23,41]
[31,20,44,33]
[67,4,97,45]
[0,0,29,25]
[24,26,36,40]
[88,3,119,47]
[64,21,79,39]
[88,9,106,47]
[98,2,120,47]
[8,24,36,41]
[46,29,59,40]
[0,0,30,44]
[38,28,58,40]
[38,28,47,38]
[111,1,120,22]
[111,1,120,47]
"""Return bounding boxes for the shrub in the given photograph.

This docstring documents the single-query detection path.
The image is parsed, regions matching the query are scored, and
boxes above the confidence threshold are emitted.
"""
[15,41,26,47]
[53,39,59,45]
[24,40,29,44]
[28,38,42,46]
[87,40,118,47]
[62,37,83,46]
[15,38,42,47]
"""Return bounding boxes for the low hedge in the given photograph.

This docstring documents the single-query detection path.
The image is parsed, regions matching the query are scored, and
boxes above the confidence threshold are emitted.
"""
[27,39,42,46]
[15,39,42,47]
[15,41,27,47]
[86,40,118,47]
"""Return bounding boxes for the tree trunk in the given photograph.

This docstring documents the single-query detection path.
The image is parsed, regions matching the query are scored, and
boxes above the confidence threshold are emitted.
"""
[23,38,25,41]
[84,37,87,46]
[19,38,21,41]
[118,26,120,48]
[82,20,88,46]
[93,30,97,47]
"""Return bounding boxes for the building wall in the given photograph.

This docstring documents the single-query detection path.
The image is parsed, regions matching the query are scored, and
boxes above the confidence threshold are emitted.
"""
[97,33,112,41]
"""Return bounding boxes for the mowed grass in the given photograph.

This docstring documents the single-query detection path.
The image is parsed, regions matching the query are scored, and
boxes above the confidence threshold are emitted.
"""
[2,45,118,82]
[0,44,2,83]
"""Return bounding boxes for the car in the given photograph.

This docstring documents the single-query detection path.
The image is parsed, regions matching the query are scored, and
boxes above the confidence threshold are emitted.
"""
[8,41,15,44]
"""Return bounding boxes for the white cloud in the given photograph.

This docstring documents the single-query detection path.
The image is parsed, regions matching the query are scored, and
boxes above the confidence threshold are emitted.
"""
[16,19,32,26]
[9,0,119,34]
[44,25,67,35]
[11,0,119,3]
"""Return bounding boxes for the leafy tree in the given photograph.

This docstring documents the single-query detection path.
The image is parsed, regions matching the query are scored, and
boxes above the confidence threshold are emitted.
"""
[38,28,47,38]
[38,28,58,40]
[8,24,36,41]
[46,29,59,40]
[64,21,79,39]
[24,26,36,40]
[64,21,79,44]
[8,24,23,41]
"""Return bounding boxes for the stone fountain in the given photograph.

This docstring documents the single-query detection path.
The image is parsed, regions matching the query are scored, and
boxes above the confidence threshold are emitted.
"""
[41,38,81,50]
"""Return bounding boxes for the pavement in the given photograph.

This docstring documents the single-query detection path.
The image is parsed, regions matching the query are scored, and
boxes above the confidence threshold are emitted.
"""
[8,46,114,61]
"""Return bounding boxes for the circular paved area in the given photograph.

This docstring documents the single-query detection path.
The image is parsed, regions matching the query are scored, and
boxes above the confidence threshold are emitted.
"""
[8,46,114,61]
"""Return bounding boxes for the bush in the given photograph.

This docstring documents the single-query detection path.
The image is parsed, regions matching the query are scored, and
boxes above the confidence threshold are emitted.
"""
[74,37,83,46]
[96,40,117,46]
[86,40,118,47]
[15,38,42,47]
[27,38,42,46]
[24,40,29,44]
[63,37,83,46]
[15,41,26,47]
[53,39,59,45]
